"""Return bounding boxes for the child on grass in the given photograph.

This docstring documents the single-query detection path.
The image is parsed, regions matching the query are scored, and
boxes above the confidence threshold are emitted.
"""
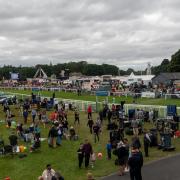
[77,143,84,168]
[106,140,112,160]
[90,152,96,168]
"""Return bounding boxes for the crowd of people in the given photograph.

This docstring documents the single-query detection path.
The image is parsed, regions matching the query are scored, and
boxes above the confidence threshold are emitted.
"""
[2,92,177,180]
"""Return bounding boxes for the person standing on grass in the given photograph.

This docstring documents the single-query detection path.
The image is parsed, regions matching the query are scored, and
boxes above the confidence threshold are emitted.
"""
[93,122,100,143]
[41,110,48,128]
[32,108,37,123]
[82,139,93,168]
[87,118,94,134]
[23,109,28,124]
[48,125,58,148]
[123,138,130,172]
[77,143,84,168]
[74,109,80,125]
[87,105,92,119]
[106,140,112,159]
[143,129,151,157]
[131,119,139,136]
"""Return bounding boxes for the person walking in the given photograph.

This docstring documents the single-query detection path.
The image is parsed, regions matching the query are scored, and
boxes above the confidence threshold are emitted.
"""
[128,146,143,180]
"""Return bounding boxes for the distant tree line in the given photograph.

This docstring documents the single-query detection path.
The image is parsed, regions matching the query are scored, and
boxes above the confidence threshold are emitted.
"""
[0,49,179,80]
[152,49,180,75]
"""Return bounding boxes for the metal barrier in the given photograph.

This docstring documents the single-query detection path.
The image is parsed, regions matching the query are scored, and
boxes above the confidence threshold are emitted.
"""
[2,91,180,118]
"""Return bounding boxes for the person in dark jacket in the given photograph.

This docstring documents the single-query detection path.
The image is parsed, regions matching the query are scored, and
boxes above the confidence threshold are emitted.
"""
[82,139,93,168]
[23,109,28,124]
[113,141,128,176]
[107,109,112,124]
[87,118,94,134]
[131,135,141,149]
[48,125,58,148]
[74,109,80,125]
[143,129,151,157]
[77,143,84,168]
[93,122,100,143]
[128,146,143,180]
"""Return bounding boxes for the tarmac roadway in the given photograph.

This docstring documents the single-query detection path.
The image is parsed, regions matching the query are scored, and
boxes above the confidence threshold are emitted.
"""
[101,154,180,180]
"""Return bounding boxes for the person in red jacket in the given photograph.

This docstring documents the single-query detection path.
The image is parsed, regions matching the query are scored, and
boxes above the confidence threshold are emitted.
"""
[87,105,92,119]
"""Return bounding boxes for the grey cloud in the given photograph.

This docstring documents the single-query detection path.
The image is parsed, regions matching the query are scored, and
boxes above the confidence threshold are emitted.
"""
[0,0,180,70]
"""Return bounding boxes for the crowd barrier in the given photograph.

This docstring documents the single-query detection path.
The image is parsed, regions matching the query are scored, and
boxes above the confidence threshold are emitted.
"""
[2,91,180,118]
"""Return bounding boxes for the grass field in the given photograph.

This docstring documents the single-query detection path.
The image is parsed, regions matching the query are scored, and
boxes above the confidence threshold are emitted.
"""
[1,103,180,180]
[1,88,180,106]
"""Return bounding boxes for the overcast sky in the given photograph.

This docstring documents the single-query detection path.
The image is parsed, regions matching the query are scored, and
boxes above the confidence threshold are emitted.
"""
[0,0,179,70]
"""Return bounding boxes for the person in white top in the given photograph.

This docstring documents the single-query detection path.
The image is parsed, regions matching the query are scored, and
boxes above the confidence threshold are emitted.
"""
[41,164,55,180]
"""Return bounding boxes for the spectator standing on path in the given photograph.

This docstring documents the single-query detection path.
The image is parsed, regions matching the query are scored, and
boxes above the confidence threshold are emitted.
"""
[113,141,128,176]
[128,146,143,180]
[82,139,93,168]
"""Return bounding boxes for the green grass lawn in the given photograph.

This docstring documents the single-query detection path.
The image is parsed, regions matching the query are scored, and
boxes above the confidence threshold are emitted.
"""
[1,88,180,106]
[0,104,180,180]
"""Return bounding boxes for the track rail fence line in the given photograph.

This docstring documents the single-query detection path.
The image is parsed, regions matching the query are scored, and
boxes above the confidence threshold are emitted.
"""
[2,91,180,118]
[0,86,180,99]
